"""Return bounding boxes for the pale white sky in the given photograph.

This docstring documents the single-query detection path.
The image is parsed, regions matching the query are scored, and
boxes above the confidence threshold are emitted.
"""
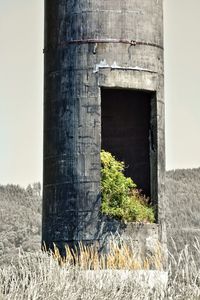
[0,0,200,187]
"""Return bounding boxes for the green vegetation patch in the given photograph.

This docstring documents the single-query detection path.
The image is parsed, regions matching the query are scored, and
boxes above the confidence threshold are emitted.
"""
[100,150,155,223]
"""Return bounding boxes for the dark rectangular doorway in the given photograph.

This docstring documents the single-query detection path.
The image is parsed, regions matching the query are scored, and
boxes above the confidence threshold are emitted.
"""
[101,88,157,200]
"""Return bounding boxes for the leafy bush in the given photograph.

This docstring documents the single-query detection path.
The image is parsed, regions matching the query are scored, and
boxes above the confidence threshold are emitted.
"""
[100,150,155,223]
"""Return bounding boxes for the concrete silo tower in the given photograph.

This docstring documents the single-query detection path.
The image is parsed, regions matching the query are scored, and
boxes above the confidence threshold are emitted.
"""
[42,0,166,252]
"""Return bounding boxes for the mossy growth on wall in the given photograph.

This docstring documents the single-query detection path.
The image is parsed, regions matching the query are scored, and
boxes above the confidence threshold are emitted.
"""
[100,150,155,223]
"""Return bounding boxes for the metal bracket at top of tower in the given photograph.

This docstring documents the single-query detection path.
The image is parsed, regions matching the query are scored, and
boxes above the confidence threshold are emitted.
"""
[43,39,163,53]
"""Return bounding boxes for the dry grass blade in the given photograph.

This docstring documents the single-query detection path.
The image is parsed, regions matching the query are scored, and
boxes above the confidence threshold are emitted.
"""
[51,239,165,271]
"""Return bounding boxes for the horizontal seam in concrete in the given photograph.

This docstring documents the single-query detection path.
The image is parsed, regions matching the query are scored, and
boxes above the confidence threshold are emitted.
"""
[44,154,68,160]
[44,154,99,160]
[94,65,159,74]
[43,39,163,53]
[69,10,144,14]
[46,67,163,74]
[42,239,101,243]
[44,181,100,187]
[47,66,164,77]
[46,210,100,213]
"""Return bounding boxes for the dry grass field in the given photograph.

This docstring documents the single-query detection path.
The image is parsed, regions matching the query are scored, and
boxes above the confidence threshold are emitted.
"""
[1,168,200,299]
[0,240,200,300]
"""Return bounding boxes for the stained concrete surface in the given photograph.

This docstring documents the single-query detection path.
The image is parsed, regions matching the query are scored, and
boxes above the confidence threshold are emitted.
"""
[43,0,166,253]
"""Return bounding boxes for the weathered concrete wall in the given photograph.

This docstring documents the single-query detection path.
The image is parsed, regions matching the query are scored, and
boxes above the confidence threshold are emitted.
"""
[43,0,166,252]
[97,219,167,269]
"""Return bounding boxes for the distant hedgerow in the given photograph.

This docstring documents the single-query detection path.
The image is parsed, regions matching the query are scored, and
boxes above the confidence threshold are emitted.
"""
[100,150,155,223]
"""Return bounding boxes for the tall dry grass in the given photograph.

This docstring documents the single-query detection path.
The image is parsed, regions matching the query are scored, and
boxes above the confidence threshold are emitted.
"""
[0,239,200,299]
[51,239,164,271]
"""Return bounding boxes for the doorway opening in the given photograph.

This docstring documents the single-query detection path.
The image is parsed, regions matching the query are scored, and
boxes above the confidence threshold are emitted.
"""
[101,88,157,204]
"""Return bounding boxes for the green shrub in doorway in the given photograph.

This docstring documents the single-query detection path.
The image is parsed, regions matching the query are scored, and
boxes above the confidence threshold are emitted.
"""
[100,150,155,223]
